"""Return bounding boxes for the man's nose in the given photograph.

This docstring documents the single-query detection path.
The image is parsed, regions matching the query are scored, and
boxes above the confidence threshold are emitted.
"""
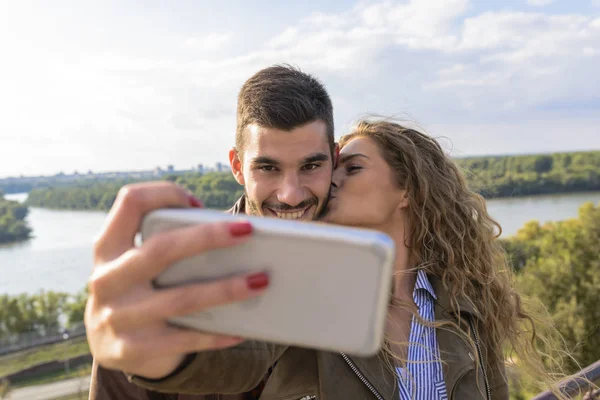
[277,173,305,207]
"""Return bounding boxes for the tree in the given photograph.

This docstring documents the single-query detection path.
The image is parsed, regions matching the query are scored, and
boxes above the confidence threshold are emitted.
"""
[0,194,32,244]
[0,290,73,338]
[35,291,69,334]
[514,202,600,371]
[65,289,88,327]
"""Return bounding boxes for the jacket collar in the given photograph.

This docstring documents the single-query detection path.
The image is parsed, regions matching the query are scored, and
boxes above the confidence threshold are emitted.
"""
[227,195,246,215]
[347,276,480,399]
[429,274,481,320]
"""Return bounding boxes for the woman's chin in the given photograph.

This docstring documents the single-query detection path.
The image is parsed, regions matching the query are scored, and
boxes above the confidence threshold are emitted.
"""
[321,212,336,224]
[321,207,340,224]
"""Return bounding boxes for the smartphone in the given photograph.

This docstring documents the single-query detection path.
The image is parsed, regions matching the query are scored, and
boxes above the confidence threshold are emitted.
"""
[140,208,395,356]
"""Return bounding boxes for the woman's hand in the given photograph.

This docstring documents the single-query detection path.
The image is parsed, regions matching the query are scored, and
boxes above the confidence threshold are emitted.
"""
[85,182,268,379]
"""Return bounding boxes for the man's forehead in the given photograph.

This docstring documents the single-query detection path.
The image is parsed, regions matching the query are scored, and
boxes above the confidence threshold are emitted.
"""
[243,121,330,162]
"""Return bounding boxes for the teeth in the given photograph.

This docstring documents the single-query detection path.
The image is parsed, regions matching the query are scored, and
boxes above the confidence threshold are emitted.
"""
[275,210,304,220]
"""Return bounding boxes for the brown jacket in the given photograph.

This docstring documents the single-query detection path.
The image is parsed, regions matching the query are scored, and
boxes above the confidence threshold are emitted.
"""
[125,272,508,400]
[90,196,509,399]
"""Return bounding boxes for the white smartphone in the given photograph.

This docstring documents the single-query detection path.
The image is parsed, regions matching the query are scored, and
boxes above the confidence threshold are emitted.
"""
[140,208,395,356]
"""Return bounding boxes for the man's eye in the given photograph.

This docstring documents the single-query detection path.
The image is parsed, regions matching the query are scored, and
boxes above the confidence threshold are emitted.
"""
[302,163,320,171]
[259,165,277,172]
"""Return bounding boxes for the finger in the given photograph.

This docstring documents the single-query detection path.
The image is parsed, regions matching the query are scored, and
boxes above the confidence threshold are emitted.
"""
[111,272,269,329]
[94,219,253,290]
[94,182,198,263]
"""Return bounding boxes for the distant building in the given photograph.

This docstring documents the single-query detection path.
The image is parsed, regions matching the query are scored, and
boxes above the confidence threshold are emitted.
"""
[167,165,174,173]
[215,162,230,172]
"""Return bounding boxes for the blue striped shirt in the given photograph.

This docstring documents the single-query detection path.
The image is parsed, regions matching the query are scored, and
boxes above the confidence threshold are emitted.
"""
[396,270,448,400]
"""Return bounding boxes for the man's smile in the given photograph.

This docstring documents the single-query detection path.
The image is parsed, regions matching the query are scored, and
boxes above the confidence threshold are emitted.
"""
[264,204,314,220]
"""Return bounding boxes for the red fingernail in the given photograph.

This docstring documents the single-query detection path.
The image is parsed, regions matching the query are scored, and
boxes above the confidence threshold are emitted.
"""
[188,195,203,208]
[246,272,269,290]
[229,221,253,237]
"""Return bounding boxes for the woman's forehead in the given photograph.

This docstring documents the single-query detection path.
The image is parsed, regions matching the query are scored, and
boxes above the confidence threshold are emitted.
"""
[340,136,376,155]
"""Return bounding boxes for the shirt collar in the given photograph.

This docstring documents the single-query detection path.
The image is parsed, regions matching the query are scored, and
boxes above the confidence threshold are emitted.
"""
[228,195,246,215]
[414,269,437,300]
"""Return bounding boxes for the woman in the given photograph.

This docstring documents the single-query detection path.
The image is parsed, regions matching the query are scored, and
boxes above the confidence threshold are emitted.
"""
[131,119,567,399]
[323,120,524,399]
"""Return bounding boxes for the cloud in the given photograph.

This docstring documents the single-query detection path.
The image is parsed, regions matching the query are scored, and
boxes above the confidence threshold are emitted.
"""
[78,1,600,129]
[527,0,554,6]
[183,32,233,51]
[3,0,600,176]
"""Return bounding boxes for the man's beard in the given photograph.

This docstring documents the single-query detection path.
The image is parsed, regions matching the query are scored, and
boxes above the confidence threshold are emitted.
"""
[314,189,333,221]
[244,190,331,221]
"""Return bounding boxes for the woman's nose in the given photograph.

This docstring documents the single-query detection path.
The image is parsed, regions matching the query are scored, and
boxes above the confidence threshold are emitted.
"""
[331,168,344,188]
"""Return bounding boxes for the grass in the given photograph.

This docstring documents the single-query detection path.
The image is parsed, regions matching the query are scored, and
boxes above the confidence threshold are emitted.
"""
[10,363,92,389]
[0,337,90,377]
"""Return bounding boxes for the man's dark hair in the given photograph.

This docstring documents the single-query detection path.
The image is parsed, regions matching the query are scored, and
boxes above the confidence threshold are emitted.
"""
[236,64,334,157]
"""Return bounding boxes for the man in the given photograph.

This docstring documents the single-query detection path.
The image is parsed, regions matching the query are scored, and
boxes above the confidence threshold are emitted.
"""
[87,64,338,399]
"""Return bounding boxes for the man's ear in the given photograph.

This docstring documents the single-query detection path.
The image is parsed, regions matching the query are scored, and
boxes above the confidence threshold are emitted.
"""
[333,143,340,169]
[229,148,245,186]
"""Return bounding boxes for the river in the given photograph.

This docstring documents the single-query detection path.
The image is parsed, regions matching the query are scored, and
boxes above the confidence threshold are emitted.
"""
[1,192,599,295]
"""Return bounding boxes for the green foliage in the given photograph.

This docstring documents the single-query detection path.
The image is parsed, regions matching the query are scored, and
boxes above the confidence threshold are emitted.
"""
[0,194,31,244]
[64,289,88,328]
[0,289,86,338]
[25,181,124,211]
[0,174,144,195]
[26,172,243,211]
[457,150,600,197]
[504,202,600,373]
[175,172,244,209]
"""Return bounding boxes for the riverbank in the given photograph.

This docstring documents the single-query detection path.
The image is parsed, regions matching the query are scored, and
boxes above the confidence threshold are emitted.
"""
[0,194,32,244]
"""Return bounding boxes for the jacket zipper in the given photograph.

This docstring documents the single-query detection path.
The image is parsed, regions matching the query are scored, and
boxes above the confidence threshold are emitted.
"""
[340,352,385,400]
[298,396,316,400]
[468,316,491,400]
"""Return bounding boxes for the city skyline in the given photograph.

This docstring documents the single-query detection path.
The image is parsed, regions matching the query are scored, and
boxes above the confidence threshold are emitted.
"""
[0,161,231,180]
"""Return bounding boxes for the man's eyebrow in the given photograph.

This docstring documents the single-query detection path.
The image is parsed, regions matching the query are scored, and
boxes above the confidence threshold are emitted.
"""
[250,156,281,166]
[302,152,330,164]
[339,153,369,163]
[250,152,329,166]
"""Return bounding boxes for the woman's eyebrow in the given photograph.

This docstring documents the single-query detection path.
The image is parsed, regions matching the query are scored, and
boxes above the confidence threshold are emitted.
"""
[339,153,369,163]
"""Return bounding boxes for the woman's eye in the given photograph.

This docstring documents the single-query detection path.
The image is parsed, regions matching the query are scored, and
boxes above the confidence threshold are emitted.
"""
[346,165,362,174]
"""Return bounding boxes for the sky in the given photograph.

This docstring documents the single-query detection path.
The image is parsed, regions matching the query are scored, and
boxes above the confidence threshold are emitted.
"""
[0,0,599,178]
